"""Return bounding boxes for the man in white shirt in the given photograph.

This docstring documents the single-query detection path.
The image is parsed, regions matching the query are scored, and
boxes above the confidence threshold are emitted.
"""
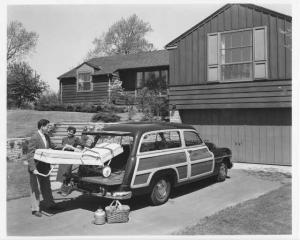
[28,119,63,217]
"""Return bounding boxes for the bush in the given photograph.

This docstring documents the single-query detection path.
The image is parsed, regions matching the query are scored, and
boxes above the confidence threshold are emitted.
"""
[90,112,121,123]
[99,103,126,113]
[34,100,126,114]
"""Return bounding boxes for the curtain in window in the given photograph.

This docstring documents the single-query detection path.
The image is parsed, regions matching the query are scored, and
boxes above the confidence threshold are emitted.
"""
[78,72,92,91]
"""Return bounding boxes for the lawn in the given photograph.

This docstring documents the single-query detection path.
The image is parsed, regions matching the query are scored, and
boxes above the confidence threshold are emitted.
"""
[7,110,94,138]
[7,109,144,138]
[7,161,30,200]
[174,182,291,235]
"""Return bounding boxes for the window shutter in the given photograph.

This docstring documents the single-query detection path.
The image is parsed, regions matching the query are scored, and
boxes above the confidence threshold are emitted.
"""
[253,27,268,79]
[207,33,219,82]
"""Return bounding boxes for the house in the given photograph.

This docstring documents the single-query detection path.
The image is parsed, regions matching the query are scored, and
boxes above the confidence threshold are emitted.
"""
[165,4,291,165]
[57,50,169,104]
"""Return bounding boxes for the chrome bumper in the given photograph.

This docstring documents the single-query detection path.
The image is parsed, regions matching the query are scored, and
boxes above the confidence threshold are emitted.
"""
[91,191,132,200]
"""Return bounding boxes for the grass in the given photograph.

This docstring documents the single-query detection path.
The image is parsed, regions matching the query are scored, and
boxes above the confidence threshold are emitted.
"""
[7,161,30,200]
[7,109,144,138]
[7,110,95,138]
[174,183,291,235]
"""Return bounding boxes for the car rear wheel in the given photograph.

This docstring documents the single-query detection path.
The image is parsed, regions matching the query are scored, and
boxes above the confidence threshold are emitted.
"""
[215,162,228,182]
[149,177,171,205]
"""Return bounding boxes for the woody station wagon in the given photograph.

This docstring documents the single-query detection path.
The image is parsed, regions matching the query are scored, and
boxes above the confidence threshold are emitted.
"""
[68,122,233,205]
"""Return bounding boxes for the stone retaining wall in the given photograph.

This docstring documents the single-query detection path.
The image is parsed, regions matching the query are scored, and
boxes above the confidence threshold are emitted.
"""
[7,137,30,161]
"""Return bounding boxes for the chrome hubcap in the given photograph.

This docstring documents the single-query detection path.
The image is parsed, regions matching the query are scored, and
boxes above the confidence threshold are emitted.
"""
[220,164,227,178]
[155,180,168,199]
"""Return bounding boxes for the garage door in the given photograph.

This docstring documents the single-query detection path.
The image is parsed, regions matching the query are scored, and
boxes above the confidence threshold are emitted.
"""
[193,125,291,166]
[179,108,291,166]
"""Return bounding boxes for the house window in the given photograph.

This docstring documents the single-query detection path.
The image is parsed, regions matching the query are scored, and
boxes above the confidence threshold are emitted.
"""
[77,72,92,92]
[207,27,268,82]
[136,70,168,93]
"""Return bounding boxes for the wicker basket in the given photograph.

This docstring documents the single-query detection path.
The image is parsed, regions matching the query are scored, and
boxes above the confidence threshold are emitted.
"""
[105,200,130,224]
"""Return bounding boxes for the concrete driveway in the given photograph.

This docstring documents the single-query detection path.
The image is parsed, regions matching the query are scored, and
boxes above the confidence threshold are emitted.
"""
[7,169,282,236]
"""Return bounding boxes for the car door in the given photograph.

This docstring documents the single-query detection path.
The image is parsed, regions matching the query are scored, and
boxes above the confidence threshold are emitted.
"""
[130,130,188,189]
[183,130,214,180]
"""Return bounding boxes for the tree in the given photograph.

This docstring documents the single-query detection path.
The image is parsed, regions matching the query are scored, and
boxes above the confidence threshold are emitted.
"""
[86,14,154,58]
[7,62,48,108]
[7,20,39,63]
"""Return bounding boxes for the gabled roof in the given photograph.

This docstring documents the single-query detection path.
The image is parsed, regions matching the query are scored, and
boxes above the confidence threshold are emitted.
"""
[165,3,292,48]
[58,50,169,80]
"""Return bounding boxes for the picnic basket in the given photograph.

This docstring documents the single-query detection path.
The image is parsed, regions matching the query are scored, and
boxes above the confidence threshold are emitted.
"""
[105,200,130,223]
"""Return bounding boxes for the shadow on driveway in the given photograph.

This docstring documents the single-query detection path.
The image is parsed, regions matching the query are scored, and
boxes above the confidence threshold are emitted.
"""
[47,176,226,215]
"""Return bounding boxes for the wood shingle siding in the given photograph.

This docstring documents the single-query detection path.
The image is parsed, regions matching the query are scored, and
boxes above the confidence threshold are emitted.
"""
[169,80,291,109]
[166,4,291,87]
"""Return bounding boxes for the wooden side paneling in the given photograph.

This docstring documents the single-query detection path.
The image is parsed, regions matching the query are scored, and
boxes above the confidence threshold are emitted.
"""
[169,80,291,109]
[231,126,239,162]
[174,48,180,85]
[231,4,239,30]
[217,11,225,32]
[252,126,260,164]
[224,7,231,31]
[259,126,267,164]
[203,22,210,83]
[192,125,291,165]
[186,34,193,84]
[277,18,286,80]
[244,126,253,163]
[169,50,175,87]
[274,127,283,165]
[285,20,292,79]
[179,40,186,84]
[282,126,291,165]
[269,15,278,79]
[253,9,262,27]
[168,4,291,90]
[180,108,291,126]
[246,7,253,28]
[198,27,205,84]
[238,5,246,29]
[61,76,108,104]
[192,31,199,84]
[266,126,275,164]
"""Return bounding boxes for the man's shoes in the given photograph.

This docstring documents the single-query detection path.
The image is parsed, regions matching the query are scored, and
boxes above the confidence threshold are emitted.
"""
[32,211,42,217]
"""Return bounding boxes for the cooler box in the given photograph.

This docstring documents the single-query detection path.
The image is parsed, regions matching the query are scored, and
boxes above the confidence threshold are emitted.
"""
[34,143,123,166]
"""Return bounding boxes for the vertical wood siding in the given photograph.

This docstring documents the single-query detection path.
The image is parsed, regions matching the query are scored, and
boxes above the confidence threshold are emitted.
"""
[194,125,291,165]
[169,5,292,86]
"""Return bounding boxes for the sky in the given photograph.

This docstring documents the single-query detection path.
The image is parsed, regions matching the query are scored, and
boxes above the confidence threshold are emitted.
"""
[7,3,292,92]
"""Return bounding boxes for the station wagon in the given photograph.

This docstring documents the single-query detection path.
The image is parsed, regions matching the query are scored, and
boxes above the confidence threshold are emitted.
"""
[68,122,233,205]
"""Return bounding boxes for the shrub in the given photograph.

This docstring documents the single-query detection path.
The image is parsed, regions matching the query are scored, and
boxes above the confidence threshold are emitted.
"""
[66,104,74,112]
[90,112,121,123]
[99,102,126,113]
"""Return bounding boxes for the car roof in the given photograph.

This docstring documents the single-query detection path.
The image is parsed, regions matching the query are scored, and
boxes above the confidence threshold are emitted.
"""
[84,121,195,136]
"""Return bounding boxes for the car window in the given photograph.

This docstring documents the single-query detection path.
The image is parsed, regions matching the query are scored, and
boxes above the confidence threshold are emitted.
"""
[140,131,181,152]
[184,131,203,147]
[96,135,133,146]
[140,133,158,152]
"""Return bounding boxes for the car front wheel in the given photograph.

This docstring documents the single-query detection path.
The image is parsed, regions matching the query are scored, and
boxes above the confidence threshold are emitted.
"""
[150,177,171,205]
[215,162,228,182]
